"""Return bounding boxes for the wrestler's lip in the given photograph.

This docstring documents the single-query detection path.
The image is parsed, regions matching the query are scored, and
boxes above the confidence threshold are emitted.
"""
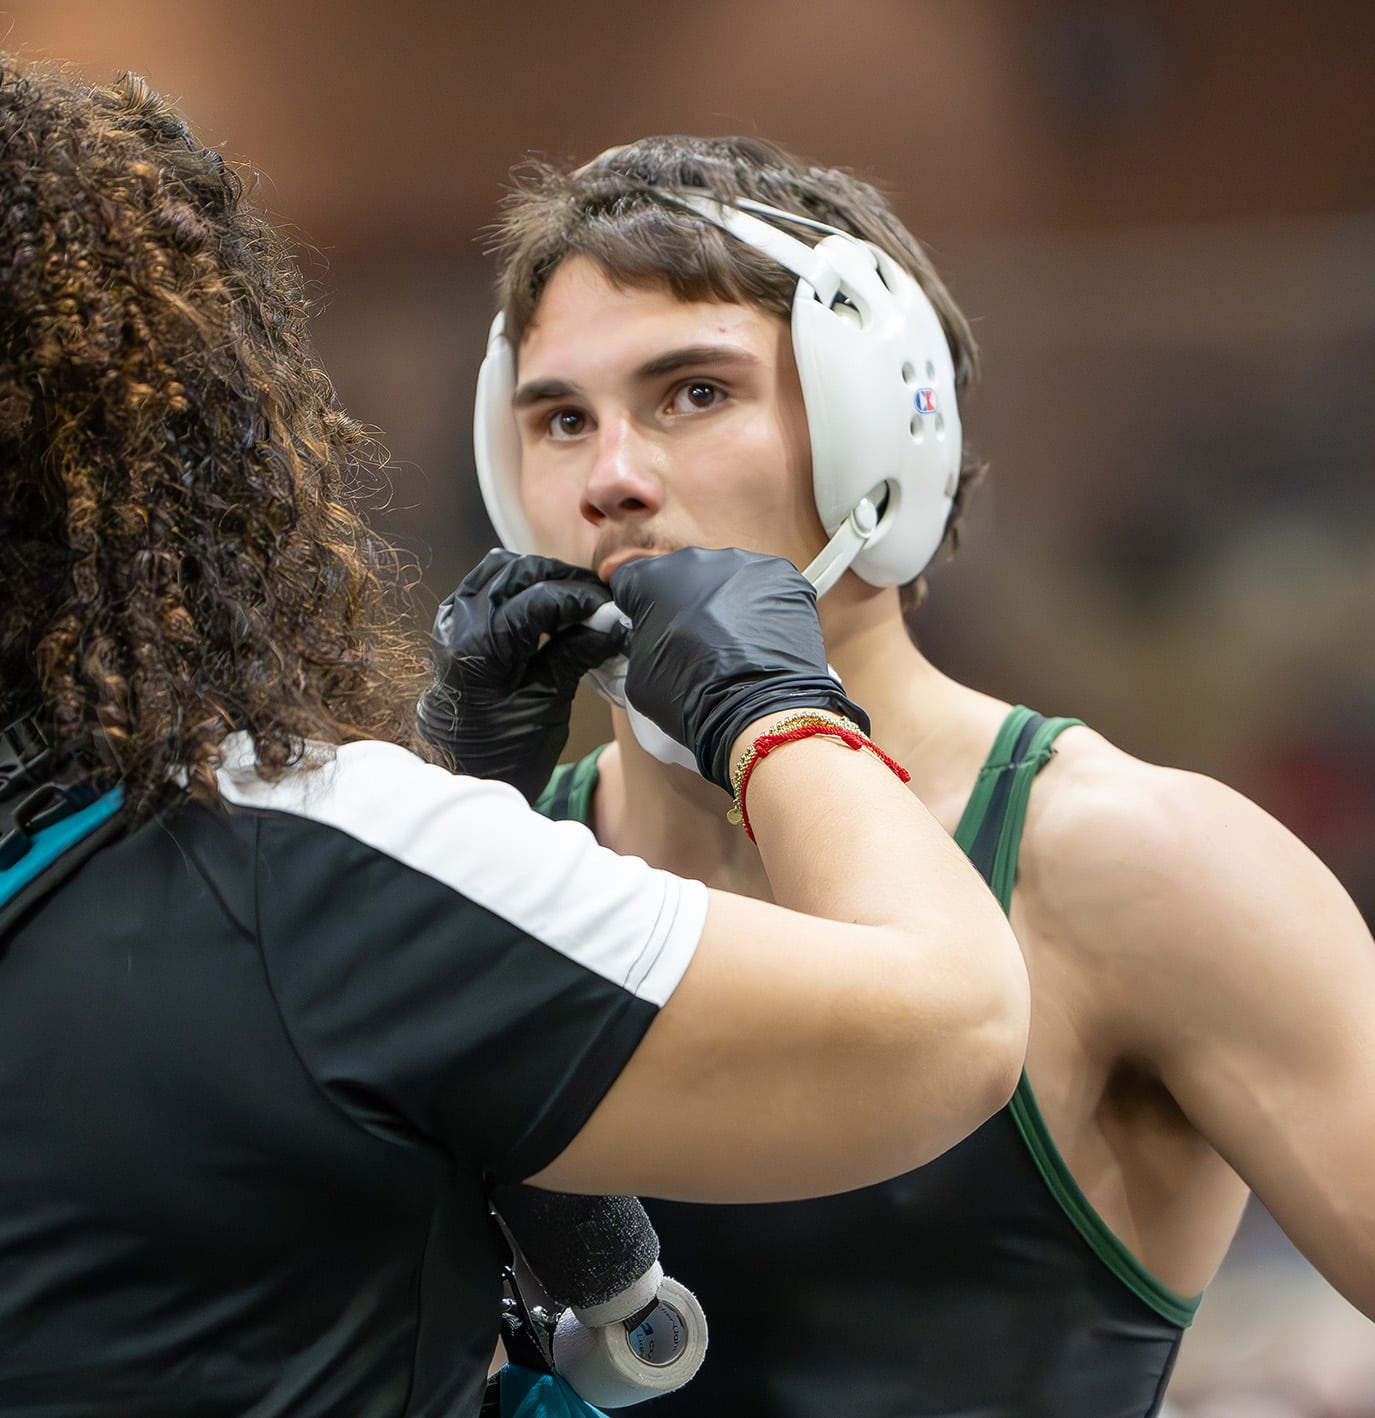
[596,548,664,584]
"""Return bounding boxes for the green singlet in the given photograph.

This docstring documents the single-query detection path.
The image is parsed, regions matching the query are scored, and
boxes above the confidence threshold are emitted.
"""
[538,705,1200,1418]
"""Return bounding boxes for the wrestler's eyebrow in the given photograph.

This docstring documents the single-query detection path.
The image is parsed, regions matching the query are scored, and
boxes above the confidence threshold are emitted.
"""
[634,344,760,380]
[512,377,583,410]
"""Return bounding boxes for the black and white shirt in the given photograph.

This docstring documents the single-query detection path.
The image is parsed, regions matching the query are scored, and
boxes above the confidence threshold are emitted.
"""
[0,735,705,1416]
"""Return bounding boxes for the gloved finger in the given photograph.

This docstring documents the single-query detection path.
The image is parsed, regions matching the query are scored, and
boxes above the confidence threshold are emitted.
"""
[444,548,522,605]
[434,553,608,646]
[432,580,616,695]
[434,551,598,639]
[432,549,521,648]
[604,554,662,621]
[535,620,631,683]
[489,576,620,658]
[486,553,611,610]
[608,546,769,625]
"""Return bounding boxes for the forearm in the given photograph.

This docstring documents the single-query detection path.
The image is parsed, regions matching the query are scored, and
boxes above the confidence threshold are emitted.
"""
[729,725,1028,1178]
[737,722,992,925]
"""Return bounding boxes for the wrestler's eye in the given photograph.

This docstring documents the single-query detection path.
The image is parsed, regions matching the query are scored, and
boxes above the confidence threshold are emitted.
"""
[670,381,724,414]
[548,409,587,438]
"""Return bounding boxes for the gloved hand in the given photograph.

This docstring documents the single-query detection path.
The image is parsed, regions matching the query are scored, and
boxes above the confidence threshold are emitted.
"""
[609,548,869,794]
[417,550,629,802]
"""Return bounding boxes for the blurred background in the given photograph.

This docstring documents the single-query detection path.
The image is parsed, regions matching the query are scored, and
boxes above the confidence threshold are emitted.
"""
[3,0,1372,1408]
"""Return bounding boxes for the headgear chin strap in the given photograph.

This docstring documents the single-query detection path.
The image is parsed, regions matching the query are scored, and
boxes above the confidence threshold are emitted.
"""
[474,189,962,595]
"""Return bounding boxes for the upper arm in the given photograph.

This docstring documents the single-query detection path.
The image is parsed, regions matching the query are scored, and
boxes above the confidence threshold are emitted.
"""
[529,883,1021,1203]
[1075,765,1375,1317]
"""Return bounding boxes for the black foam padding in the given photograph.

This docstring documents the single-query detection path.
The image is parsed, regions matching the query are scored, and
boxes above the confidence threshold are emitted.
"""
[492,1184,660,1311]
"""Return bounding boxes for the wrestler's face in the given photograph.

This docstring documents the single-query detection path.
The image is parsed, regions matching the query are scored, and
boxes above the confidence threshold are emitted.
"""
[512,256,824,584]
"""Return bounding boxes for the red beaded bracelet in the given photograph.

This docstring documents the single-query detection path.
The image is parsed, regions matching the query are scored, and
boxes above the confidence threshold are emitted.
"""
[730,720,911,843]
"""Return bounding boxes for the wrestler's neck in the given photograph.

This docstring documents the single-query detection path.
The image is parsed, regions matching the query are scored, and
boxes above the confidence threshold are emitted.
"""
[590,578,1005,895]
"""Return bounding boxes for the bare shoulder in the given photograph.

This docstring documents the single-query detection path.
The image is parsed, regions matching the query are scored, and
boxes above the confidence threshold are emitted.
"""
[1016,726,1375,1314]
[1016,723,1370,1060]
[1019,724,1262,917]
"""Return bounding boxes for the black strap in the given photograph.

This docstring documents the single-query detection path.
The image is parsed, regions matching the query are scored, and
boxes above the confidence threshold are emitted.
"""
[0,807,128,937]
[965,713,1046,889]
[0,709,125,936]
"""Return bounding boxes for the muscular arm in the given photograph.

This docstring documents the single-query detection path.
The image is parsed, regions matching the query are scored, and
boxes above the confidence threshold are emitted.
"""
[532,730,1029,1202]
[1043,741,1375,1318]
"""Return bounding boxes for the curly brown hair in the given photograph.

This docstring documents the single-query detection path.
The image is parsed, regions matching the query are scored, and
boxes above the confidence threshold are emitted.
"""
[0,57,428,813]
[491,135,988,609]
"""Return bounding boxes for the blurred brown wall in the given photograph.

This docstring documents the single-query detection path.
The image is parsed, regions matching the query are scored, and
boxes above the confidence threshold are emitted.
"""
[3,0,1374,907]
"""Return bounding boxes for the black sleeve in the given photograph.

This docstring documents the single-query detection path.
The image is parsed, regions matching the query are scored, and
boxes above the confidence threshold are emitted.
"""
[234,742,705,1181]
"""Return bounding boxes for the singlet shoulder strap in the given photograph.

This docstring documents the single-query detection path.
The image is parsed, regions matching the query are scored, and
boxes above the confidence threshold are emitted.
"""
[953,706,1082,911]
[954,708,1202,1327]
[535,748,606,825]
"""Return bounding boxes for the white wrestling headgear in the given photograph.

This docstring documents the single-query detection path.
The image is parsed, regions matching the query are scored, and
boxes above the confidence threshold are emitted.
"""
[474,191,963,597]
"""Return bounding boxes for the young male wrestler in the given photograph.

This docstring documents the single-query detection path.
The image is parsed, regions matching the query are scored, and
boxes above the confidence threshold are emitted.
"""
[423,135,1375,1416]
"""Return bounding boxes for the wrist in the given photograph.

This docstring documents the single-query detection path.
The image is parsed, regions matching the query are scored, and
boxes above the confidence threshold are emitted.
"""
[726,711,909,843]
[726,708,862,789]
[699,678,871,792]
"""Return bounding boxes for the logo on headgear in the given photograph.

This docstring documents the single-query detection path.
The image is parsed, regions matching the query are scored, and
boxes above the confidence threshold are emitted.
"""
[913,388,938,415]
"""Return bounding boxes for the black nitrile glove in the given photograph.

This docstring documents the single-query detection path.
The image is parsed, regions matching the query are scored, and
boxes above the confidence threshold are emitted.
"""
[418,550,629,802]
[609,547,869,794]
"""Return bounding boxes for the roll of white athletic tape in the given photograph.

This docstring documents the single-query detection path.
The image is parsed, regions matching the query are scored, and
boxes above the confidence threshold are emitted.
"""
[551,1275,708,1408]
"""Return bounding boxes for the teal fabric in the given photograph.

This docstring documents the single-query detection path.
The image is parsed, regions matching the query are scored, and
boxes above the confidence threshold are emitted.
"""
[498,1364,609,1418]
[0,788,124,906]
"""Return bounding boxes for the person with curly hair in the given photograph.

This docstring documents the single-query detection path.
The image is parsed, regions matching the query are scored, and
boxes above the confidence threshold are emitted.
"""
[0,61,1030,1416]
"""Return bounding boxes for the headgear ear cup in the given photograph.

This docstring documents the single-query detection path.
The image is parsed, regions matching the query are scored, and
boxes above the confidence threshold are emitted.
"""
[474,313,538,554]
[675,195,962,592]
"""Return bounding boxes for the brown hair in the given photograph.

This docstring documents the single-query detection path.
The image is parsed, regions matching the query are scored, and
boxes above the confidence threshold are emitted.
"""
[0,57,428,813]
[491,134,987,600]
